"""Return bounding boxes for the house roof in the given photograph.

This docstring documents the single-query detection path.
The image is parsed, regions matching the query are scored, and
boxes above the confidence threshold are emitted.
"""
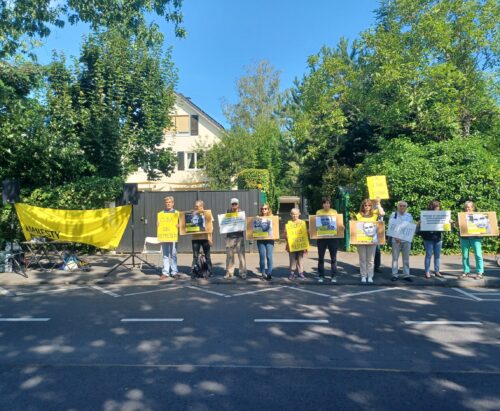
[175,92,225,131]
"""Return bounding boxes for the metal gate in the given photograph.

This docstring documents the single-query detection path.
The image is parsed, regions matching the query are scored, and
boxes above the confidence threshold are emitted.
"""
[117,189,261,253]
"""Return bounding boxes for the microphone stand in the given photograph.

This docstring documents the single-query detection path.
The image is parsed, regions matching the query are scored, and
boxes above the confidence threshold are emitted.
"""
[105,202,158,276]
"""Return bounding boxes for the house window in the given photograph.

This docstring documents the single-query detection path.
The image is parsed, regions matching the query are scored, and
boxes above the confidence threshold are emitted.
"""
[187,152,203,170]
[168,115,199,136]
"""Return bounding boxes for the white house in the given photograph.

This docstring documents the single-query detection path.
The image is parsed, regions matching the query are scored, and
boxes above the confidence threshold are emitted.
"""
[126,92,224,191]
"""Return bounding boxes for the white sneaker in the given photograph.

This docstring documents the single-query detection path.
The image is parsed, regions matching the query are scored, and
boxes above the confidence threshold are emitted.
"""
[367,277,374,283]
[361,277,367,283]
[331,276,337,283]
[318,277,324,283]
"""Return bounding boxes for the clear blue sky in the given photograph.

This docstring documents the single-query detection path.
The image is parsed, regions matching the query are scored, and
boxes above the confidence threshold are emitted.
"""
[36,0,379,127]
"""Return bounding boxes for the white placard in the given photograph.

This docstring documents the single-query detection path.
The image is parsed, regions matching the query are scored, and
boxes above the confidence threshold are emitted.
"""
[218,211,246,234]
[420,211,452,232]
[388,220,417,242]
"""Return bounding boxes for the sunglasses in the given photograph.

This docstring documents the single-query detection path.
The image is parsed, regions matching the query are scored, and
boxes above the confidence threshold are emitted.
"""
[261,207,268,210]
[231,202,238,205]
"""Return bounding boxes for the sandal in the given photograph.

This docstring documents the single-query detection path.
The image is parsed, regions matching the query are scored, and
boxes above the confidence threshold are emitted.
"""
[473,274,484,280]
[459,274,468,279]
[435,272,444,278]
[424,272,432,279]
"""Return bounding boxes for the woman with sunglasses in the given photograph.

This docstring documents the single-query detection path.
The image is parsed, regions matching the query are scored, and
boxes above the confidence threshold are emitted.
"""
[256,203,274,280]
[355,199,378,283]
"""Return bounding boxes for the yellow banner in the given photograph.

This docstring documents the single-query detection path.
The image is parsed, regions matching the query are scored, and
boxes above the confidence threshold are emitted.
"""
[367,175,389,199]
[286,220,309,252]
[157,211,179,242]
[15,203,131,249]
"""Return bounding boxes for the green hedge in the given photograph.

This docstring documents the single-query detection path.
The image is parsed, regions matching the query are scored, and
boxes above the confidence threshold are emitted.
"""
[351,136,500,254]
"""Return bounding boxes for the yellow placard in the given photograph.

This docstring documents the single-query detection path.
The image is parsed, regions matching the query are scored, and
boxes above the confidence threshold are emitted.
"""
[286,220,309,252]
[157,211,179,242]
[15,203,131,249]
[367,175,389,200]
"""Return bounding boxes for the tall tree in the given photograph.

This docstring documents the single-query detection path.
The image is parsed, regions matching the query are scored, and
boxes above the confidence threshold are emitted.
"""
[0,0,185,59]
[202,61,292,192]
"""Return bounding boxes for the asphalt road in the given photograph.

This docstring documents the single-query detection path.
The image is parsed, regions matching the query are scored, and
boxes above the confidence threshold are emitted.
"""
[1,283,499,410]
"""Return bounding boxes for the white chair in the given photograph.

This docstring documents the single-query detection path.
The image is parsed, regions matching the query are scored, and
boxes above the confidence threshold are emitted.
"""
[141,237,162,269]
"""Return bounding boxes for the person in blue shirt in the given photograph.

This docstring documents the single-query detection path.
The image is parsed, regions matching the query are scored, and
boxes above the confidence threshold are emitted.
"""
[160,196,178,280]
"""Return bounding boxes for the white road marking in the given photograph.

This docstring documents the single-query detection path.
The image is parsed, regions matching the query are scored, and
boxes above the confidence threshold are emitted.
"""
[123,286,184,296]
[452,287,483,301]
[89,285,121,298]
[231,286,288,297]
[121,318,184,322]
[186,286,228,297]
[404,321,483,325]
[254,319,329,324]
[400,289,471,301]
[15,286,88,296]
[0,287,15,296]
[470,293,500,296]
[0,318,50,322]
[335,287,401,299]
[284,286,331,297]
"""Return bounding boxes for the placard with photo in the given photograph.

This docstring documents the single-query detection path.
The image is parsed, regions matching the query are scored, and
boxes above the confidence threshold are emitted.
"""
[309,214,345,239]
[246,216,280,240]
[349,220,386,245]
[458,212,498,237]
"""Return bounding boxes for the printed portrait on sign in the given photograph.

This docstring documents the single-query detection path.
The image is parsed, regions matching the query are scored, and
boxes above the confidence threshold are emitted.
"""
[466,213,491,234]
[252,217,273,238]
[316,215,337,232]
[356,221,378,244]
[185,212,206,233]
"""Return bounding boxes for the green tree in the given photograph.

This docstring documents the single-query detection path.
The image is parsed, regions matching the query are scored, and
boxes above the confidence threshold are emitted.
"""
[75,29,178,179]
[0,0,185,59]
[202,61,291,194]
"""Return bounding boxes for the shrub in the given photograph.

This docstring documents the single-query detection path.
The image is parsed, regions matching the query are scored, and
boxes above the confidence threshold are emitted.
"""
[351,136,500,254]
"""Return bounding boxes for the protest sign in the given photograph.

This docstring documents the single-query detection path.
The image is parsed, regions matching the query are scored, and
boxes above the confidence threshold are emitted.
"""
[420,211,451,231]
[286,220,309,252]
[157,211,179,242]
[180,210,213,235]
[458,212,498,237]
[218,211,246,234]
[387,219,416,242]
[350,221,386,245]
[246,216,280,240]
[309,214,344,239]
[367,175,389,200]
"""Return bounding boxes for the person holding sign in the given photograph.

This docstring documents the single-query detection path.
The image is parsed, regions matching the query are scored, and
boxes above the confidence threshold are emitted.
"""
[190,200,213,277]
[316,197,339,283]
[372,197,385,273]
[158,196,179,280]
[355,199,378,283]
[224,198,247,279]
[284,208,309,280]
[459,201,484,280]
[256,203,274,281]
[419,200,446,279]
[389,201,413,282]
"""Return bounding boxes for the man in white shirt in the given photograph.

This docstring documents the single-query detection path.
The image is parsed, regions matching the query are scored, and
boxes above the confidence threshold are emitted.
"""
[390,201,413,282]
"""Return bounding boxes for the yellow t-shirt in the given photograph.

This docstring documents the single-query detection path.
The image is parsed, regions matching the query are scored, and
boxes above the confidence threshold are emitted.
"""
[355,213,378,222]
[316,208,338,216]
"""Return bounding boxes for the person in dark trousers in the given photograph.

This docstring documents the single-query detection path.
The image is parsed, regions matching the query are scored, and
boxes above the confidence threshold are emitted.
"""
[190,200,213,276]
[373,197,385,272]
[316,197,339,283]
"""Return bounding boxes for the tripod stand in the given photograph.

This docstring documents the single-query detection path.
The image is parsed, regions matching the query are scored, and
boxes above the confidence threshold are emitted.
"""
[4,203,27,278]
[106,203,159,276]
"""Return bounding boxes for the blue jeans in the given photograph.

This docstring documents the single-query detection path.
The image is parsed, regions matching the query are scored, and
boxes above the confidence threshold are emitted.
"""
[162,242,178,275]
[257,240,274,275]
[424,240,442,273]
